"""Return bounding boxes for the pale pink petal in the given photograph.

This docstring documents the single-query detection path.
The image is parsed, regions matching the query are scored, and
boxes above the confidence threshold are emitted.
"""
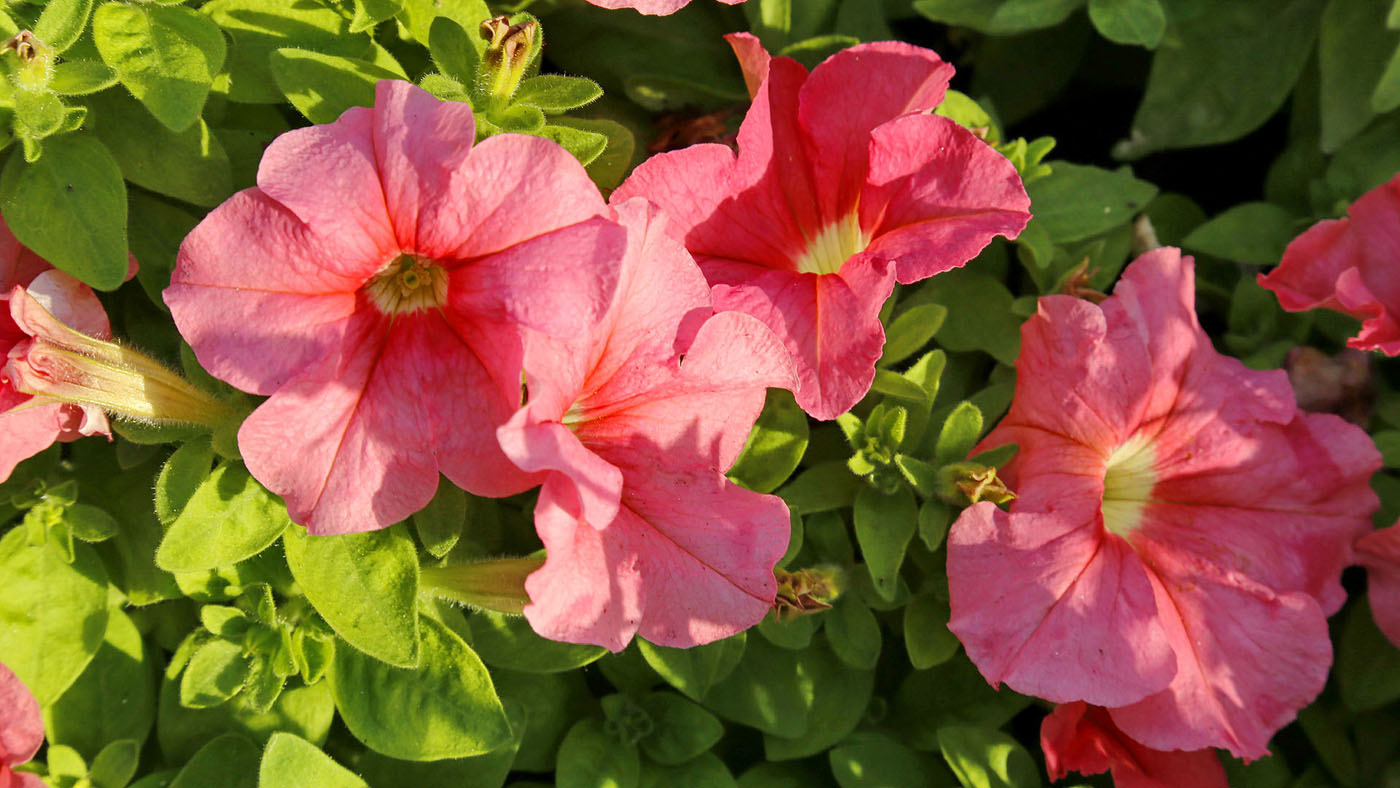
[1356,524,1400,648]
[0,661,41,766]
[708,256,891,420]
[724,33,770,99]
[255,105,397,266]
[1042,702,1228,788]
[1108,555,1331,759]
[861,114,1030,284]
[0,401,69,480]
[582,0,690,14]
[798,41,954,216]
[16,271,110,338]
[498,408,624,530]
[947,501,1175,708]
[166,190,363,395]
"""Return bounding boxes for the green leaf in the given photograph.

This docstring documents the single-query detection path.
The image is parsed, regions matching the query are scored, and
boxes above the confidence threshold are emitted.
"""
[89,738,141,788]
[704,635,815,738]
[129,191,202,303]
[34,0,95,53]
[0,531,110,705]
[539,123,609,166]
[638,633,746,701]
[269,48,403,125]
[88,89,234,208]
[50,60,119,95]
[1182,201,1299,264]
[881,303,948,367]
[854,485,918,602]
[639,692,724,765]
[1373,43,1400,113]
[427,17,483,86]
[170,733,260,788]
[1087,0,1165,47]
[777,34,860,70]
[331,615,511,760]
[757,609,818,650]
[412,481,467,559]
[1337,598,1400,711]
[156,437,215,526]
[1320,0,1399,151]
[761,644,874,761]
[350,0,403,33]
[45,610,156,760]
[1115,0,1324,158]
[912,0,1083,34]
[744,0,839,50]
[493,669,589,772]
[156,677,334,764]
[1026,162,1158,242]
[823,598,881,670]
[352,701,523,788]
[93,3,227,132]
[914,270,1021,364]
[904,592,960,669]
[0,132,129,291]
[283,523,420,668]
[64,503,119,542]
[830,732,935,788]
[469,610,606,673]
[557,718,641,788]
[917,499,953,551]
[780,460,861,514]
[551,116,637,191]
[516,75,603,112]
[155,463,291,574]
[937,725,1040,788]
[1297,700,1358,787]
[399,0,493,45]
[259,732,368,788]
[728,390,810,494]
[202,0,372,104]
[935,402,985,465]
[181,638,253,707]
[641,752,737,788]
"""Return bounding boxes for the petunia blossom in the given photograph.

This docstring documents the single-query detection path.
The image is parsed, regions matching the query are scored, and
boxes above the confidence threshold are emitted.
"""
[1356,523,1400,648]
[1041,702,1228,788]
[1258,172,1400,354]
[0,660,43,788]
[496,199,795,651]
[1,256,113,482]
[615,35,1030,419]
[583,0,742,16]
[946,247,1379,758]
[166,80,624,535]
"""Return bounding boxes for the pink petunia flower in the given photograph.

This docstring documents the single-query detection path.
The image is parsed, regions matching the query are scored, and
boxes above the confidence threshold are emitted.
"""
[0,661,43,788]
[1,246,113,481]
[613,35,1030,420]
[496,199,795,651]
[583,0,743,15]
[1258,172,1400,354]
[1041,702,1227,788]
[166,80,625,535]
[946,248,1379,758]
[1356,523,1400,648]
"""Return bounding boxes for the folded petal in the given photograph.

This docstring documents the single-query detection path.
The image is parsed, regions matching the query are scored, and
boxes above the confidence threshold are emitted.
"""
[498,408,623,530]
[1042,702,1228,788]
[724,32,770,99]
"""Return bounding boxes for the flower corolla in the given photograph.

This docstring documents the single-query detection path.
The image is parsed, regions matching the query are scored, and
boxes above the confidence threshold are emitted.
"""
[0,660,43,788]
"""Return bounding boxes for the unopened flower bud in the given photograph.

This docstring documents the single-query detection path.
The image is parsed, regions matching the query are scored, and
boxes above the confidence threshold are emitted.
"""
[2,31,53,91]
[478,16,537,102]
[773,565,845,620]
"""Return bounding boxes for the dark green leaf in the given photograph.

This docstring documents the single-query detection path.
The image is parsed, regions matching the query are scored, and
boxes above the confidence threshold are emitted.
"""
[89,738,140,788]
[854,485,918,602]
[93,3,227,131]
[269,48,404,125]
[1337,599,1400,711]
[904,592,960,669]
[331,615,510,760]
[780,460,861,514]
[1087,0,1165,47]
[427,16,484,85]
[912,0,1083,34]
[1026,162,1159,242]
[155,437,215,526]
[558,718,641,788]
[1319,0,1399,151]
[824,598,881,670]
[1182,201,1299,264]
[550,116,637,191]
[155,462,291,573]
[639,692,724,765]
[88,90,233,208]
[399,0,493,45]
[283,523,420,668]
[539,123,608,166]
[638,633,746,701]
[411,481,467,559]
[0,132,129,290]
[830,732,936,788]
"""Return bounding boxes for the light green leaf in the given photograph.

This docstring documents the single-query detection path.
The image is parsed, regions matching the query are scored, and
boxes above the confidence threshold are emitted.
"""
[0,530,110,705]
[350,0,403,33]
[912,0,1083,34]
[881,303,948,367]
[779,460,862,514]
[88,89,233,208]
[550,116,637,191]
[469,610,605,674]
[259,732,368,788]
[427,16,482,87]
[45,610,156,760]
[1182,201,1299,264]
[1115,0,1323,158]
[155,463,291,573]
[283,523,420,668]
[50,60,119,95]
[202,0,372,103]
[937,725,1040,788]
[639,692,724,765]
[0,132,129,291]
[269,48,404,125]
[155,437,215,526]
[89,738,140,788]
[93,3,227,131]
[330,615,511,761]
[853,485,918,601]
[539,123,609,166]
[1373,43,1400,113]
[557,718,641,788]
[935,402,984,465]
[35,0,95,53]
[516,75,603,112]
[156,677,334,764]
[728,390,810,494]
[1087,0,1165,47]
[400,0,493,45]
[170,733,260,788]
[181,638,253,707]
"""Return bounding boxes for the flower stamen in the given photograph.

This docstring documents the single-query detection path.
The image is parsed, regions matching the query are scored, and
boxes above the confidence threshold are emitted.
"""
[364,255,448,315]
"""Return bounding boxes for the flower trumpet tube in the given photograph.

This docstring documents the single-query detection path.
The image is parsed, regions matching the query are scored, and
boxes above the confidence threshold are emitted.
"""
[420,556,545,615]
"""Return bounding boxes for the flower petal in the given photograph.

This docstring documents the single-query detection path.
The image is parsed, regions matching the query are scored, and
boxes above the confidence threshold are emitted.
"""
[0,661,41,766]
[1041,702,1228,788]
[1356,523,1400,648]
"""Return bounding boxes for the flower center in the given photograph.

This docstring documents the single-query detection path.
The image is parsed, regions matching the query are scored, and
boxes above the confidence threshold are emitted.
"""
[364,255,448,315]
[1100,432,1157,538]
[793,213,869,275]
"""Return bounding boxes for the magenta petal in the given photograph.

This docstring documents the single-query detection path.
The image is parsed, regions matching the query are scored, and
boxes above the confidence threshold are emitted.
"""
[798,41,954,213]
[0,662,41,767]
[862,114,1031,284]
[1108,557,1331,759]
[1357,524,1400,648]
[948,501,1175,707]
[1041,702,1229,788]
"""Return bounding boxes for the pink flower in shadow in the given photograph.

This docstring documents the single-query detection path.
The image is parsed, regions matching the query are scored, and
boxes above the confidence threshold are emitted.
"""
[1259,172,1400,354]
[614,35,1030,419]
[947,248,1379,758]
[497,199,795,651]
[1041,702,1227,788]
[166,80,624,535]
[1356,522,1400,648]
[0,661,43,788]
